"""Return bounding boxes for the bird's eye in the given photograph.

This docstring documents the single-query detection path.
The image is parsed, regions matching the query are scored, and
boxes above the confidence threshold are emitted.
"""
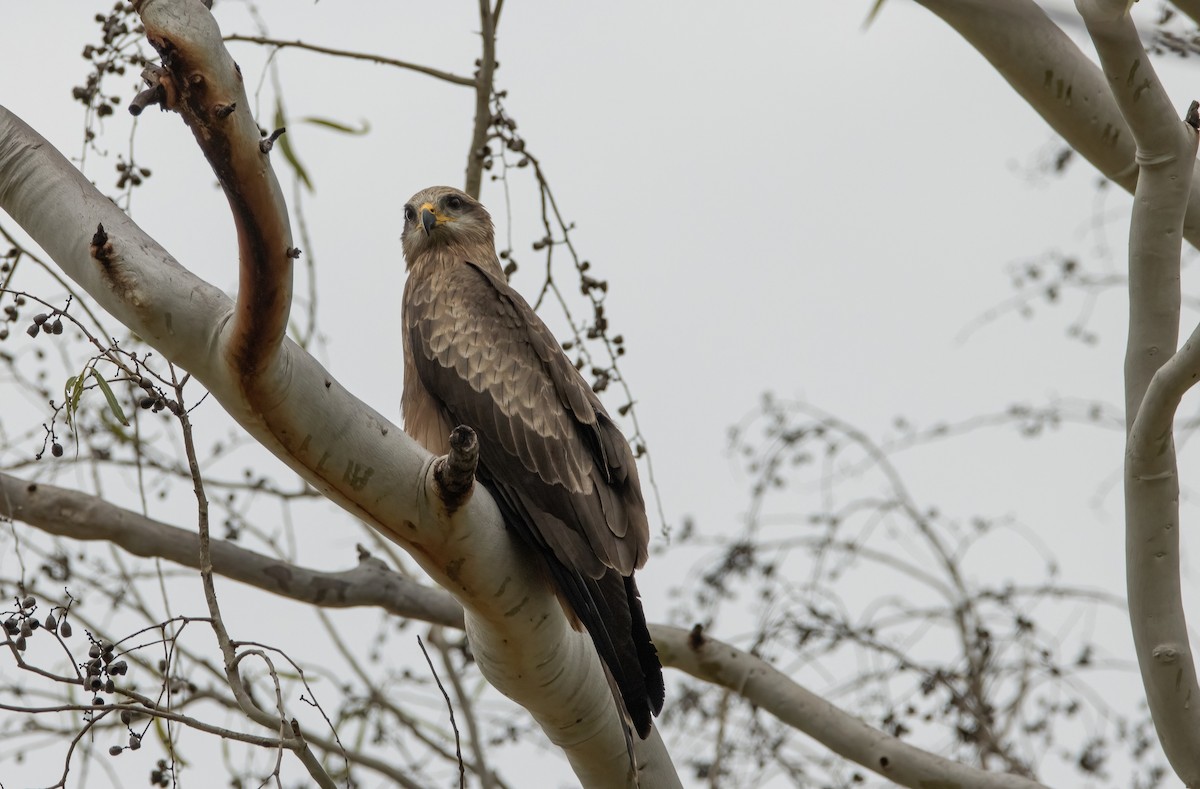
[403,205,416,223]
[445,195,464,211]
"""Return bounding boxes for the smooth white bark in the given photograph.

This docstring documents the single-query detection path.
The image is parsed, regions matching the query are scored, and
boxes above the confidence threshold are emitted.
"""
[1073,1,1200,783]
[653,625,1047,789]
[911,1,1200,782]
[917,0,1200,251]
[0,471,467,628]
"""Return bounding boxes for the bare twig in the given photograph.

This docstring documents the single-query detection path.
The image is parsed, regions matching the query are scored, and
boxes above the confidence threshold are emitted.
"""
[172,369,337,789]
[464,0,497,198]
[223,34,474,87]
[418,634,466,789]
[430,627,495,789]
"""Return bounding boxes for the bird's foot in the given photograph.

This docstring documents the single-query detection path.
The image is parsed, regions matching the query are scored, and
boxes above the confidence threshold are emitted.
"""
[433,425,479,512]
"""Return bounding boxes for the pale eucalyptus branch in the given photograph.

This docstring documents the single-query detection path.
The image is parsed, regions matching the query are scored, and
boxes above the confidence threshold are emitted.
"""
[653,625,1047,789]
[916,0,1200,251]
[0,470,465,628]
[1075,0,1200,783]
[0,700,280,748]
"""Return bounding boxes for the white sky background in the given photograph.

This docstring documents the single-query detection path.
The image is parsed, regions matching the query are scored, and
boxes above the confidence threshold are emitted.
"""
[2,0,1198,787]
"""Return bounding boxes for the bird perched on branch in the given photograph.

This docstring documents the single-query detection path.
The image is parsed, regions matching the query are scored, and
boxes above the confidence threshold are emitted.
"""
[400,185,664,740]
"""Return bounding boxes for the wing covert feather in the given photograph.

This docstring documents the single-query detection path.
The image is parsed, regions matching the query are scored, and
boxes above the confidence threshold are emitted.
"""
[404,257,648,575]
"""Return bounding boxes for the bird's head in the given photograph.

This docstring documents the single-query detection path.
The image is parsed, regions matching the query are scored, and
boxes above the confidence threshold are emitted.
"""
[401,186,495,265]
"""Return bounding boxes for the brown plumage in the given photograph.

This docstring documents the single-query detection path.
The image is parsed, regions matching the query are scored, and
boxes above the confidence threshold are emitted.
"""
[400,185,664,739]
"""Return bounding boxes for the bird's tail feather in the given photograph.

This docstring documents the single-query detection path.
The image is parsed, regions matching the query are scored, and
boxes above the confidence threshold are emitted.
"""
[542,560,662,738]
[480,476,664,737]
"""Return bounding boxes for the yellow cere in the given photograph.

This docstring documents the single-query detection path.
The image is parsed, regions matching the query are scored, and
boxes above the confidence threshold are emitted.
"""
[419,202,450,224]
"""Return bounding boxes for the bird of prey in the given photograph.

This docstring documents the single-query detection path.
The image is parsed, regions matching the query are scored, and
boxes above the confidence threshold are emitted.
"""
[400,185,664,739]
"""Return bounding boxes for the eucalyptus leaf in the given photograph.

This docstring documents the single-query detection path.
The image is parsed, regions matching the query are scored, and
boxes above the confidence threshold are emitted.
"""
[91,369,129,426]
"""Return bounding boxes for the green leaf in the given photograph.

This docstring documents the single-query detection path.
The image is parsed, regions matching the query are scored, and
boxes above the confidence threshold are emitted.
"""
[90,369,129,426]
[300,116,370,135]
[274,100,314,193]
[64,375,85,426]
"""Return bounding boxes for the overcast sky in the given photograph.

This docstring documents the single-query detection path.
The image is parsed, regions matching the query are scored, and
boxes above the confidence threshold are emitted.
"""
[2,1,1197,787]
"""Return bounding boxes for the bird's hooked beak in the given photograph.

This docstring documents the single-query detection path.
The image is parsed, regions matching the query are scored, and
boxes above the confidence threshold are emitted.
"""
[419,202,445,235]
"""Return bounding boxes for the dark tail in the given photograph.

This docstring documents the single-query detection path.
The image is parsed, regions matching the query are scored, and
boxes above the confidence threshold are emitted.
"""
[543,560,664,738]
[480,475,665,737]
[624,573,665,729]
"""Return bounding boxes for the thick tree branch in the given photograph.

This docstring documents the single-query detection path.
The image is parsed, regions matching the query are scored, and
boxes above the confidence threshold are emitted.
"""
[135,0,294,386]
[1074,0,1200,783]
[653,625,1047,789]
[916,0,1200,252]
[0,471,465,628]
[912,1,1200,775]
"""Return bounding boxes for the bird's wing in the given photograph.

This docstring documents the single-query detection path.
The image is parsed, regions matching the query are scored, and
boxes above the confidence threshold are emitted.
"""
[404,253,664,737]
[404,257,648,577]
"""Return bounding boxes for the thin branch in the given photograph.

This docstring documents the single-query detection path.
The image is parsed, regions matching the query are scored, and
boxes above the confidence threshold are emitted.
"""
[223,34,475,86]
[312,608,491,786]
[418,634,466,789]
[464,0,497,198]
[429,627,494,789]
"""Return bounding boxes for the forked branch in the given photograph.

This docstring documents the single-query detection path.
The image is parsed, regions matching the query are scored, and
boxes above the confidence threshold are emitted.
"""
[1076,0,1200,782]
